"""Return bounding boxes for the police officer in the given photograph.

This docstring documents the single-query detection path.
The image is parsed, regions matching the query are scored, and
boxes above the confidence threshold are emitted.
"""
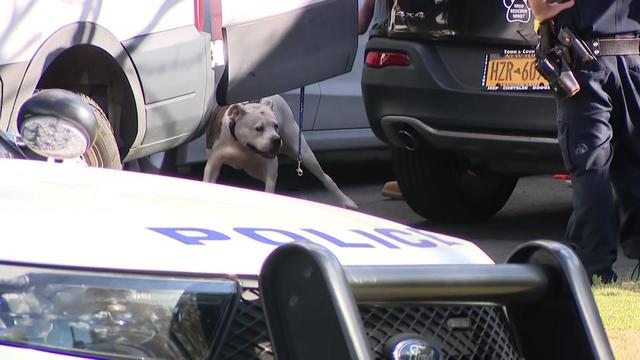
[530,0,640,282]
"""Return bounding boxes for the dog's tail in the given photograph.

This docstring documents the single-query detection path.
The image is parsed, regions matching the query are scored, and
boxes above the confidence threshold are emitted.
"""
[206,105,229,150]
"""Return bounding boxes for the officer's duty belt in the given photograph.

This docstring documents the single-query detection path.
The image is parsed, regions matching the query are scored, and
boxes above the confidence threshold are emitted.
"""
[587,37,640,56]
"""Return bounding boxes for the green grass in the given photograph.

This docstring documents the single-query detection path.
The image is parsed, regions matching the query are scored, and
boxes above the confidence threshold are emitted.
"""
[592,280,640,359]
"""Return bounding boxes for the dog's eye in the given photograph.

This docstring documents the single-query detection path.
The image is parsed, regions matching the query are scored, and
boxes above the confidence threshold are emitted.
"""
[273,123,279,130]
[255,125,264,132]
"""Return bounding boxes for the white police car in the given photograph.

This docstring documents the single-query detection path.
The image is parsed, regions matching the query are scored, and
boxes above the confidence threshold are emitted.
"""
[0,92,612,360]
[0,158,615,359]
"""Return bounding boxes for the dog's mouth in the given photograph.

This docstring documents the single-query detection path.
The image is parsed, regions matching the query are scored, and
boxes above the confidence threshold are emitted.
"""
[247,144,278,159]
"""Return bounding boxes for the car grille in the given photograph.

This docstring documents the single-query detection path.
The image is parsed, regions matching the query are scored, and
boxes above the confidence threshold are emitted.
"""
[217,289,274,360]
[217,289,520,360]
[360,305,520,360]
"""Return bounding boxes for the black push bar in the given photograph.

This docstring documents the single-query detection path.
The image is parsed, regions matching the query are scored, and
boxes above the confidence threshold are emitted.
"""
[259,240,613,360]
[346,263,548,303]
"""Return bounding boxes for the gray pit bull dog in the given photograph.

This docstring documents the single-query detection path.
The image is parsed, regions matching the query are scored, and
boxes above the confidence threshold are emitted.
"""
[203,95,358,209]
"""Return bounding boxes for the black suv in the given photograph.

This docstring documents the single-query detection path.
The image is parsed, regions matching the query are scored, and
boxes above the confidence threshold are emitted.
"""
[362,0,564,222]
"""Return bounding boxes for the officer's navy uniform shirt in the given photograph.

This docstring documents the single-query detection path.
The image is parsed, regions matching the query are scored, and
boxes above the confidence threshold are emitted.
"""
[555,0,640,37]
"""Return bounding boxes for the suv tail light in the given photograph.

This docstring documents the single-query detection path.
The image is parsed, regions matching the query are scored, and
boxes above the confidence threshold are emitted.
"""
[365,51,410,68]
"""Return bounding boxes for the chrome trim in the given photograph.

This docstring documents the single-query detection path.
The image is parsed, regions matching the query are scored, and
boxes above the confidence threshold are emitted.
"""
[344,264,548,303]
[381,116,557,146]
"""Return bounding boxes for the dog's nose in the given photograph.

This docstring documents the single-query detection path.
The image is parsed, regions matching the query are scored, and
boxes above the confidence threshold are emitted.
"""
[271,137,282,149]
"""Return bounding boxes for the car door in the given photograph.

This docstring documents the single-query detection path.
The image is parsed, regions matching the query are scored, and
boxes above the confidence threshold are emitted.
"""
[313,29,369,130]
[216,0,359,105]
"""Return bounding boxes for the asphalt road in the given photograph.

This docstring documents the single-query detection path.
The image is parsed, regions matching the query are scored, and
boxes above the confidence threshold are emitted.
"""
[184,159,637,280]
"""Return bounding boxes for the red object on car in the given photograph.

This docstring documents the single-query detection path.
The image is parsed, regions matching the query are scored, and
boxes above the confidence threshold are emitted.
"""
[194,0,205,31]
[365,51,410,68]
[553,173,571,181]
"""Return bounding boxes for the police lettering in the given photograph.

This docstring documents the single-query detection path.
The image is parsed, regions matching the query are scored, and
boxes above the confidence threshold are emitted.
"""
[149,227,230,245]
[234,228,308,246]
[149,226,460,250]
[302,228,374,248]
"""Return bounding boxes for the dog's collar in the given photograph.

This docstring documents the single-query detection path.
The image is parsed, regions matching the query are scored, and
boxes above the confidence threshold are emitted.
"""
[228,119,238,141]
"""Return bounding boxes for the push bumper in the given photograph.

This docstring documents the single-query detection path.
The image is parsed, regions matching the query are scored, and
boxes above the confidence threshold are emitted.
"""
[260,240,614,360]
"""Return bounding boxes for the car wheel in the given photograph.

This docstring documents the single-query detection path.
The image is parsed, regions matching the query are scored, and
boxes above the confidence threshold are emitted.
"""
[392,147,517,222]
[78,94,122,169]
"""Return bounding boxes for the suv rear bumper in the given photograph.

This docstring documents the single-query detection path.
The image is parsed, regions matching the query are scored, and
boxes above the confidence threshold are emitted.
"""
[362,37,565,174]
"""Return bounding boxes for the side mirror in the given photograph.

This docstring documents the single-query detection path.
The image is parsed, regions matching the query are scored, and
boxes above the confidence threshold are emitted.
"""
[17,89,98,159]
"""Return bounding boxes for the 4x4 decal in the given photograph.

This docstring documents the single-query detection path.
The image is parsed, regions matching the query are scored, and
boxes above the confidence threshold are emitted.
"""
[503,0,531,23]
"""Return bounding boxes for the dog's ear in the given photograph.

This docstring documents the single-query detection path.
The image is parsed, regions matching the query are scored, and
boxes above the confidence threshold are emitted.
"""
[227,104,246,120]
[260,97,274,110]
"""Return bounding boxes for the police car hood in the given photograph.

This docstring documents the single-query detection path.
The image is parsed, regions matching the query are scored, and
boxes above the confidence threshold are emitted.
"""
[0,160,493,276]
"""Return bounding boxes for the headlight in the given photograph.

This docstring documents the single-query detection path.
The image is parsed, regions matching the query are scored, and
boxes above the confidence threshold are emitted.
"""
[0,263,238,359]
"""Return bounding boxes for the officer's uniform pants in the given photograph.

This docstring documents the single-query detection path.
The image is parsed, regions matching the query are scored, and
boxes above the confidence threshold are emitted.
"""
[557,55,640,277]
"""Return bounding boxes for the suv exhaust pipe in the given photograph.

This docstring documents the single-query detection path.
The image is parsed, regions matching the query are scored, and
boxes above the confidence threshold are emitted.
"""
[381,116,425,151]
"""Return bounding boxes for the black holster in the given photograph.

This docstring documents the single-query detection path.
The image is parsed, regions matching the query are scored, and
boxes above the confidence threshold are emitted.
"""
[535,22,583,98]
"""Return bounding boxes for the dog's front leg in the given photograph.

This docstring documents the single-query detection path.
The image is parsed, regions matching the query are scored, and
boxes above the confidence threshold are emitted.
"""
[203,153,224,183]
[263,160,279,193]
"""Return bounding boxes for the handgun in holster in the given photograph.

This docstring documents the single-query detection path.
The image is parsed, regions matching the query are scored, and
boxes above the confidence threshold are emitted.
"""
[535,22,597,98]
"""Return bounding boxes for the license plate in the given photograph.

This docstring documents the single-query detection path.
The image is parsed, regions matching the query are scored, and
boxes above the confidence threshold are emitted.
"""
[482,49,550,91]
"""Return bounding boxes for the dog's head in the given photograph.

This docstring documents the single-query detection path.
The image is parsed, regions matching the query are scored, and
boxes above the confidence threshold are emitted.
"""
[227,98,282,159]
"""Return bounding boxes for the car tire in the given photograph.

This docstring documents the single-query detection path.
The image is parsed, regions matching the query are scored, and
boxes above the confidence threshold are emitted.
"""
[78,94,122,169]
[392,147,517,222]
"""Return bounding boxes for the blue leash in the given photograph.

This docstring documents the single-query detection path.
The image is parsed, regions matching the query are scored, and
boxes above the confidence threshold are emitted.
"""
[296,86,305,176]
